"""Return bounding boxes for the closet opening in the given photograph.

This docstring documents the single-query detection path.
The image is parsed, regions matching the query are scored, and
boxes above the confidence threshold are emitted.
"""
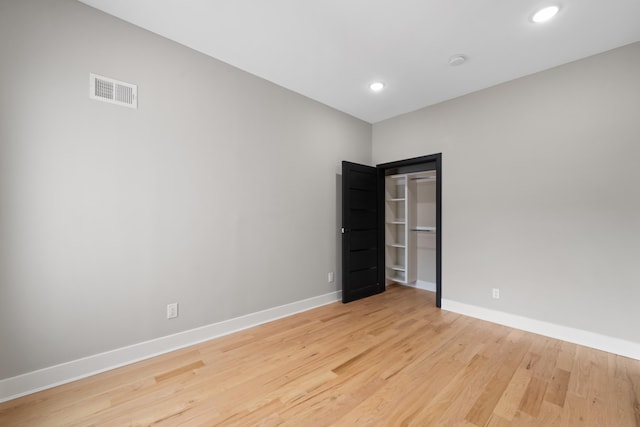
[384,171,436,286]
[378,154,441,307]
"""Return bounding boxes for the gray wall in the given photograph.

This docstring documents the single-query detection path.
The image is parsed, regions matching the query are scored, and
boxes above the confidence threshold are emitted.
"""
[0,0,371,379]
[373,42,640,343]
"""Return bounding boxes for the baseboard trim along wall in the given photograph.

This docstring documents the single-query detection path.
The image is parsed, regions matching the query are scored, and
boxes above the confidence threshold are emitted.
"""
[399,280,436,292]
[0,290,342,403]
[441,299,640,361]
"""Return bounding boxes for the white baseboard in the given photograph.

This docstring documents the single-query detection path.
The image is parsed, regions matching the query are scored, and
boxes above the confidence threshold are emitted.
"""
[0,290,342,403]
[441,299,640,361]
[399,280,436,292]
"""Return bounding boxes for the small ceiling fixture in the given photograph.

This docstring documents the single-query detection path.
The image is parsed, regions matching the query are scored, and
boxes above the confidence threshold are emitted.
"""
[369,82,385,92]
[448,55,467,66]
[532,5,559,23]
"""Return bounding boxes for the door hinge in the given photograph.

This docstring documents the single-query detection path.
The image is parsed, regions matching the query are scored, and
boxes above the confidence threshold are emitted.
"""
[341,228,345,234]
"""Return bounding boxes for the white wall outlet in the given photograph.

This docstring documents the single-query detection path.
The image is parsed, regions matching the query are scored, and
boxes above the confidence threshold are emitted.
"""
[492,288,500,299]
[167,303,178,319]
[328,272,335,283]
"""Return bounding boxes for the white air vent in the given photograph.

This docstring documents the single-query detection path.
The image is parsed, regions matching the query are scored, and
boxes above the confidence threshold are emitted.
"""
[89,73,137,109]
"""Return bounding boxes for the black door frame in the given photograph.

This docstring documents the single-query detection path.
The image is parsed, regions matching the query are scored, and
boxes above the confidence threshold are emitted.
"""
[376,153,442,308]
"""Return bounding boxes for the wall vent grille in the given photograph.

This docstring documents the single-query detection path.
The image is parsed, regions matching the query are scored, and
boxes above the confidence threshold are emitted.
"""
[90,73,137,109]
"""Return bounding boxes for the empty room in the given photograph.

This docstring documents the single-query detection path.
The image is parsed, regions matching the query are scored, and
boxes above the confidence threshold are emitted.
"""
[1,0,639,425]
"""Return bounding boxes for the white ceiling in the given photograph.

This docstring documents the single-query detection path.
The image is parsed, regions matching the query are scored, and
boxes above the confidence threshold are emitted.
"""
[78,0,640,123]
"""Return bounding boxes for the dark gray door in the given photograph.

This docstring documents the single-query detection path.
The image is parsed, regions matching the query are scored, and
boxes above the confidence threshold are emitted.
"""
[341,161,383,303]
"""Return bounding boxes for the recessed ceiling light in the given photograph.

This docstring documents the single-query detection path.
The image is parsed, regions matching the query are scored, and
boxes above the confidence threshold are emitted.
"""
[448,55,467,66]
[369,82,385,92]
[532,5,559,23]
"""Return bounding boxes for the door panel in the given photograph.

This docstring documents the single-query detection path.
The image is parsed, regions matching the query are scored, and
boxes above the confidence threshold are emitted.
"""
[342,161,384,303]
[349,268,378,287]
[348,169,377,191]
[350,210,377,229]
[349,189,377,209]
[349,230,377,250]
[348,249,378,271]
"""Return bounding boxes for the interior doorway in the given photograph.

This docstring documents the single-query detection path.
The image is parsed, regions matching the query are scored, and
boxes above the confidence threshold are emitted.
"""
[341,154,442,306]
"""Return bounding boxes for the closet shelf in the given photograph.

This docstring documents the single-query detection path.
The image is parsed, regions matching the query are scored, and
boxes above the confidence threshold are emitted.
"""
[389,265,406,272]
[386,198,405,202]
[388,220,406,225]
[411,226,437,233]
[387,243,406,248]
[387,275,406,283]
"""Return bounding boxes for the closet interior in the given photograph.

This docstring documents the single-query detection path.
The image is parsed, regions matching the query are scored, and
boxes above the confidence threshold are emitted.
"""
[384,170,437,291]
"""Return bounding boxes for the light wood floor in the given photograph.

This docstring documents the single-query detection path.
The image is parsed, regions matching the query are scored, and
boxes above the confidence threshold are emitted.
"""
[1,285,639,426]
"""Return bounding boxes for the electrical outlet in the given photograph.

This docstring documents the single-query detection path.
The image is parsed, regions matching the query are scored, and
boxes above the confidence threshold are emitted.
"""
[328,272,335,283]
[492,288,500,299]
[167,303,178,319]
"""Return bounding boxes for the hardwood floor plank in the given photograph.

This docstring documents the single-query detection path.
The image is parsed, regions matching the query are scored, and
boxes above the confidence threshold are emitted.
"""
[334,337,470,425]
[622,356,640,426]
[560,392,590,426]
[464,331,533,425]
[536,400,563,426]
[584,348,611,426]
[486,413,514,427]
[518,376,548,417]
[154,360,206,383]
[492,367,532,420]
[544,367,571,408]
[568,345,593,398]
[532,338,562,381]
[1,285,639,426]
[555,341,577,372]
[400,352,488,426]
